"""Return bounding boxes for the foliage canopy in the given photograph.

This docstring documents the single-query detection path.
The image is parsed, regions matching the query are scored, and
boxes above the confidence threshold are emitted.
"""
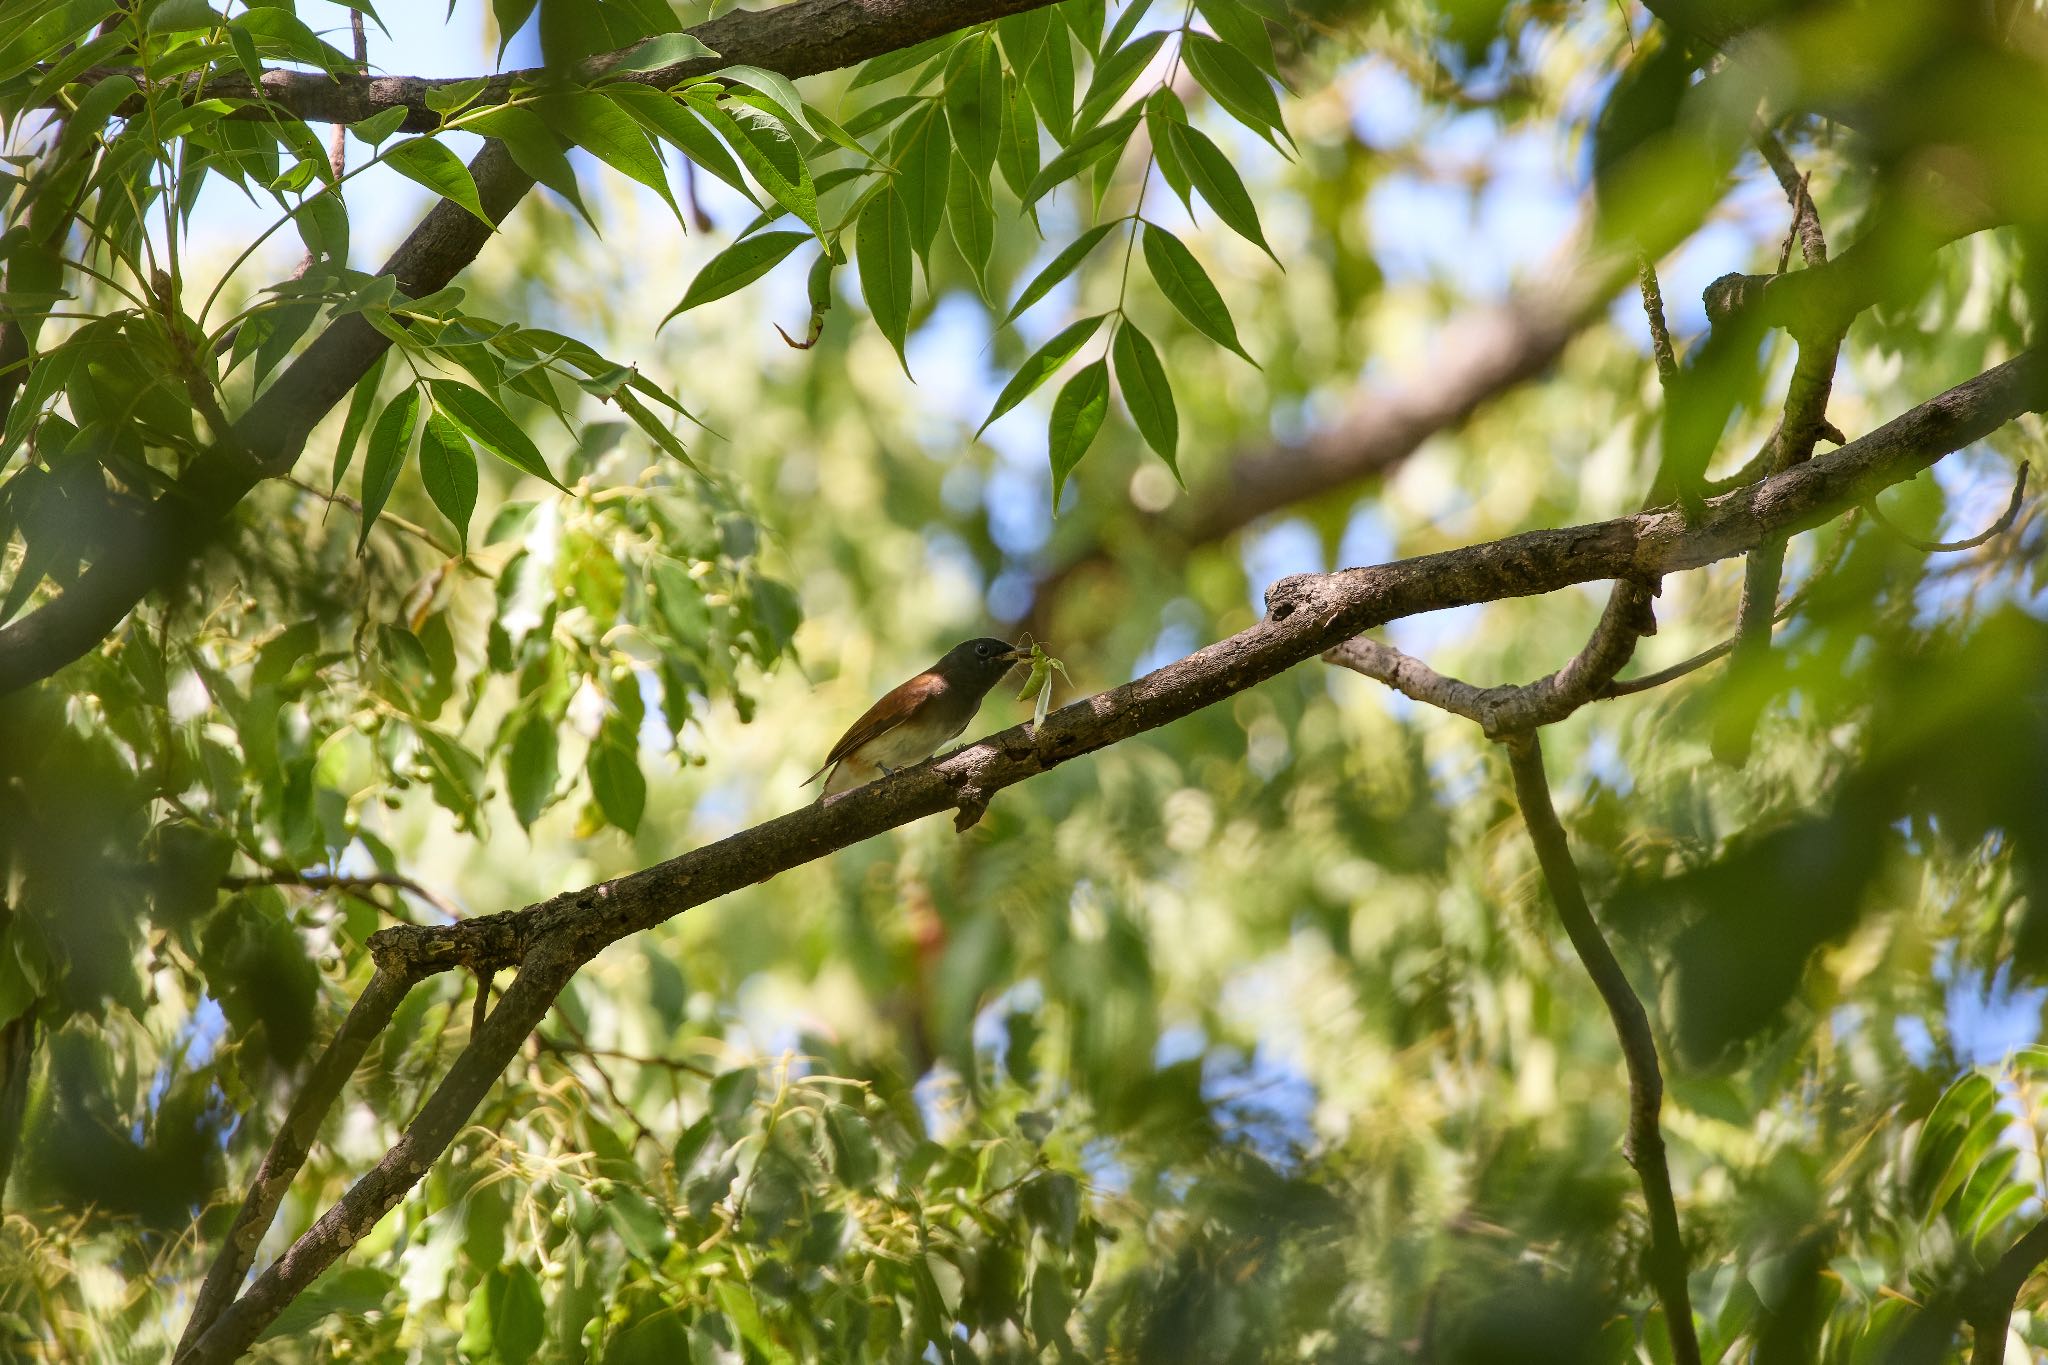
[2,0,2048,1361]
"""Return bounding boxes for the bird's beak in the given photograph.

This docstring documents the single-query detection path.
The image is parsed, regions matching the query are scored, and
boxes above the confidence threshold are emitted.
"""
[999,646,1032,664]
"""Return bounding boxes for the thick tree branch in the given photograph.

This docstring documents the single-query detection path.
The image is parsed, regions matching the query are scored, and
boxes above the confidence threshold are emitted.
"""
[1502,732,1700,1365]
[375,350,2046,980]
[0,0,1068,698]
[60,0,1065,131]
[1021,259,1620,639]
[172,350,2044,1356]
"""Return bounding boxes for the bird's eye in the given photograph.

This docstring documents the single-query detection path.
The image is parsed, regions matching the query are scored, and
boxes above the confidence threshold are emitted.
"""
[978,643,994,657]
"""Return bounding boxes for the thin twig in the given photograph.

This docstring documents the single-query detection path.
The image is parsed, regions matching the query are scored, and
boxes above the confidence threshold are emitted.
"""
[223,868,465,923]
[1716,128,1845,766]
[1600,508,1861,698]
[1638,255,1679,386]
[1500,732,1700,1365]
[1863,462,2029,554]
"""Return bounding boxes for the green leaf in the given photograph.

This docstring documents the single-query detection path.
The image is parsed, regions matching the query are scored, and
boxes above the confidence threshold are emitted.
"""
[544,91,680,220]
[998,10,1053,70]
[332,352,387,492]
[382,138,496,228]
[996,72,1042,199]
[591,727,646,835]
[604,85,756,205]
[893,107,951,262]
[349,105,407,147]
[1194,0,1279,76]
[357,386,420,554]
[1021,23,1075,142]
[1002,222,1115,325]
[856,188,914,371]
[946,165,995,294]
[1074,30,1165,134]
[460,1263,546,1365]
[147,0,219,33]
[709,64,814,134]
[51,73,137,167]
[611,31,718,73]
[665,230,809,321]
[1181,33,1291,148]
[1020,109,1137,207]
[418,410,478,550]
[463,105,594,229]
[979,313,1104,434]
[1141,224,1254,364]
[943,32,1003,182]
[1049,357,1109,507]
[1166,120,1279,262]
[503,710,559,829]
[1146,88,1193,210]
[426,380,563,489]
[1104,0,1160,52]
[685,92,820,234]
[1111,320,1178,476]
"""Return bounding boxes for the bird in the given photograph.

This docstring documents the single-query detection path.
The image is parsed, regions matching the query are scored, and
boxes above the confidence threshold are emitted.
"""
[803,638,1031,797]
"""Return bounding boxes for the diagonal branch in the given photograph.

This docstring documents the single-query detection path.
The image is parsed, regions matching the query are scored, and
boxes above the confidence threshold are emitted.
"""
[1020,255,1623,639]
[1714,131,1847,767]
[375,349,2047,981]
[174,968,415,1358]
[1501,732,1700,1365]
[55,0,1066,131]
[169,350,2044,1356]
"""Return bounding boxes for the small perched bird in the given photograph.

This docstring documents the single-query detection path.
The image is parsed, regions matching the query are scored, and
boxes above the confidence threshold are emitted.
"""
[804,638,1030,797]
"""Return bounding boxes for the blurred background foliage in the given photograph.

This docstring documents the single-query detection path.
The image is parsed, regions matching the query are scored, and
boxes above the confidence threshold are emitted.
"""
[2,0,2048,1359]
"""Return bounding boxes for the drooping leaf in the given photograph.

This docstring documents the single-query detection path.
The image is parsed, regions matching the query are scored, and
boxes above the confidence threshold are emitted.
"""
[943,32,1004,183]
[418,410,478,550]
[855,188,914,370]
[946,165,996,294]
[979,313,1105,434]
[426,379,563,489]
[382,137,497,228]
[1141,224,1254,364]
[604,84,758,206]
[665,230,809,321]
[462,104,594,228]
[545,90,681,220]
[1002,222,1117,325]
[892,107,952,262]
[1048,357,1110,507]
[1180,33,1291,148]
[1165,120,1279,262]
[1111,319,1178,476]
[357,386,421,554]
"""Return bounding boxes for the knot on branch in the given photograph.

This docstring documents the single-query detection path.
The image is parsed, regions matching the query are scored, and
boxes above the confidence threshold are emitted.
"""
[953,783,990,832]
[368,907,537,978]
[1702,271,1768,325]
[1262,572,1321,620]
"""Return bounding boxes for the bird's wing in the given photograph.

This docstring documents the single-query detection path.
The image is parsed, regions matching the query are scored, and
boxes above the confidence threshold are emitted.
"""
[800,672,946,787]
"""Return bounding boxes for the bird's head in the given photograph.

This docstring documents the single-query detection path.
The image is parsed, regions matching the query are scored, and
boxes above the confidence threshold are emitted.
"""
[935,637,1031,689]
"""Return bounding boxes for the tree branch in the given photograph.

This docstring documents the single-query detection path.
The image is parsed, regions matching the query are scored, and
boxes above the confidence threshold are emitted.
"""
[57,0,1066,131]
[1714,132,1846,767]
[1863,461,2030,554]
[0,0,1071,698]
[1020,256,1621,639]
[174,968,415,1358]
[1501,732,1700,1365]
[375,350,2046,980]
[170,349,2044,1355]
